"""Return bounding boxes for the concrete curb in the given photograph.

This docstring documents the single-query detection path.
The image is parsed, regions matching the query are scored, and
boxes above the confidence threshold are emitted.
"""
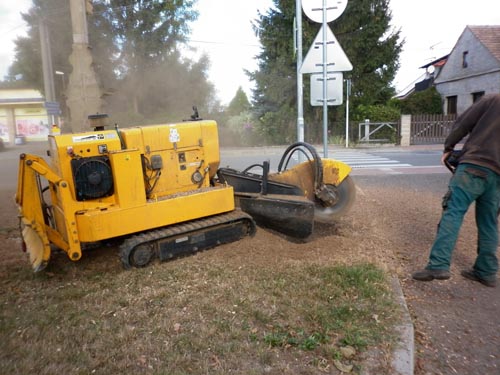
[390,276,415,375]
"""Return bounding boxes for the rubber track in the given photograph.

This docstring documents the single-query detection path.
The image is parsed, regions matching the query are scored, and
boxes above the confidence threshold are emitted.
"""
[119,210,255,269]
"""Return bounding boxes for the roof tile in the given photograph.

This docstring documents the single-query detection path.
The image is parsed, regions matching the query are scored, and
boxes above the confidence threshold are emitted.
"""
[469,25,500,62]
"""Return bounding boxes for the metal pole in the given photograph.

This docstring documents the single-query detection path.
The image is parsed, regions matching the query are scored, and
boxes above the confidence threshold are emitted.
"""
[39,19,56,102]
[39,18,56,125]
[296,0,305,159]
[322,0,328,158]
[345,78,350,148]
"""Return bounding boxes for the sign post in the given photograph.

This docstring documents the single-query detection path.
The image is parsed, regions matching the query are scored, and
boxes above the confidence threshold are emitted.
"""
[295,0,305,156]
[345,78,351,148]
[300,0,351,157]
[321,0,328,157]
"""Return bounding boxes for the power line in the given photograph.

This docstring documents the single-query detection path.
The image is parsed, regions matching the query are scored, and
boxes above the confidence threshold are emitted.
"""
[4,23,27,35]
[188,39,260,48]
[4,1,263,49]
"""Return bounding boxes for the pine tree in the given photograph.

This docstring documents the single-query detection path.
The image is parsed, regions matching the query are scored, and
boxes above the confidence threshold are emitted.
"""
[103,0,198,116]
[227,87,251,116]
[334,0,402,107]
[251,0,403,144]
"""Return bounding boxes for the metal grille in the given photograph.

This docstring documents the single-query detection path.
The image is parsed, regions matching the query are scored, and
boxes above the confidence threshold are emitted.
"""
[410,114,457,144]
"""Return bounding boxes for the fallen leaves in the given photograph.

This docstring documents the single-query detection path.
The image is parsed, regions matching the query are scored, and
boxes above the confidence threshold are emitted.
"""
[334,359,353,373]
[340,345,356,359]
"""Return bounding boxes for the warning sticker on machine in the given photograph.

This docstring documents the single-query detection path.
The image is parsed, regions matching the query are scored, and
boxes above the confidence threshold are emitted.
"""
[72,133,117,143]
[169,127,180,143]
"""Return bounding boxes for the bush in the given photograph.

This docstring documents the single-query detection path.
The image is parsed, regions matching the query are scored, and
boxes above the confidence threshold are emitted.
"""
[398,87,443,115]
[353,104,400,122]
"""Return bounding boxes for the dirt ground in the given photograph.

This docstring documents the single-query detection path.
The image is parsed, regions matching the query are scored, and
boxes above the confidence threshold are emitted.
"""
[359,177,500,375]
[1,149,499,374]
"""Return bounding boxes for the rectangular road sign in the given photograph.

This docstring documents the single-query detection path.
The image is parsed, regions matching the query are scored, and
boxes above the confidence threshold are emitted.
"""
[310,72,343,106]
[44,101,61,115]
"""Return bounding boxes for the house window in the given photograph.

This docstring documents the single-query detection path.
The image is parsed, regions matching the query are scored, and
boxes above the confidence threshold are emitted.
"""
[462,51,469,68]
[447,96,457,114]
[472,91,485,103]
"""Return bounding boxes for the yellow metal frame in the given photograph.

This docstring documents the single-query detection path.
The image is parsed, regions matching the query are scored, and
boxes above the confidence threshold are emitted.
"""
[321,158,352,185]
[269,158,352,201]
[16,154,76,269]
[15,120,234,270]
[75,187,234,242]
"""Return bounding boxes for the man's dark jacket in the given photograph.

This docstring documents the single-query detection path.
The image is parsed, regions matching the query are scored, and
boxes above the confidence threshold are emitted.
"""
[444,94,500,175]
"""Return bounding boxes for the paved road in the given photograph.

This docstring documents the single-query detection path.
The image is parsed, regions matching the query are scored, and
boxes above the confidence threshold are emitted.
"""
[1,142,449,183]
[220,145,449,176]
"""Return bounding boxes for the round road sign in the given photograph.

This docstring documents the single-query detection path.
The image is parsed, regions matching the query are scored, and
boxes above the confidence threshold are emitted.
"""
[302,0,348,23]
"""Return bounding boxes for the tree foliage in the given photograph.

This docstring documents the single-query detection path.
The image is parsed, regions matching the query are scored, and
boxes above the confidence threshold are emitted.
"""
[355,103,400,122]
[227,87,251,116]
[103,0,201,118]
[336,0,402,106]
[250,1,297,143]
[398,87,443,115]
[8,0,73,98]
[217,87,264,147]
[7,0,216,125]
[251,0,403,144]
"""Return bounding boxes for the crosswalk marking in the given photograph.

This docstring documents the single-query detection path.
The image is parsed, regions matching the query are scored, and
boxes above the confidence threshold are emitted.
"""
[329,151,412,169]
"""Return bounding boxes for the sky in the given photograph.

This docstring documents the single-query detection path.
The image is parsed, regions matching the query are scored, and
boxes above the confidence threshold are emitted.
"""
[1,0,500,105]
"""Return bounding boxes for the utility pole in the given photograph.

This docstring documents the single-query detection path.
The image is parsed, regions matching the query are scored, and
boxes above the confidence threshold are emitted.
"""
[66,0,102,132]
[39,18,56,125]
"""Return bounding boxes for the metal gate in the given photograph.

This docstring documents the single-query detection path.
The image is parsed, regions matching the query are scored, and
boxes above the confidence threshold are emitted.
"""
[411,114,456,144]
[358,121,397,143]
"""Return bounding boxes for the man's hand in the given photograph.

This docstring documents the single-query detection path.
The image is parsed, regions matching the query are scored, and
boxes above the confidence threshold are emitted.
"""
[441,151,452,165]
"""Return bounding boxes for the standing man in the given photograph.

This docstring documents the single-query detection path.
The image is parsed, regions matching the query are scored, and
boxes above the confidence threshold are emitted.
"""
[413,94,500,287]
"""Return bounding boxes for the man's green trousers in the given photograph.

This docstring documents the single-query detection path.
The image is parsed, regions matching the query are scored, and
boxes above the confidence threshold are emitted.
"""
[427,163,500,281]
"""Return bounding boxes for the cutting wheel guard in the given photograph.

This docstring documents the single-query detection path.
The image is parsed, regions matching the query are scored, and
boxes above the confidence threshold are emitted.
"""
[277,142,325,193]
[217,142,354,239]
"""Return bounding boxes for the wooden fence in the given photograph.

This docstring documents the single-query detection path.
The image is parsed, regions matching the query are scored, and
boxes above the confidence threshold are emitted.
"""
[410,114,457,144]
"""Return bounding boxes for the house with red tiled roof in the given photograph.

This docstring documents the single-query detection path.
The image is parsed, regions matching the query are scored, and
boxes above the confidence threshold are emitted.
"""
[434,25,500,114]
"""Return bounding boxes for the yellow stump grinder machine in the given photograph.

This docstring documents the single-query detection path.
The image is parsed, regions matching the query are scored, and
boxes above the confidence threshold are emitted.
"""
[15,114,355,271]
